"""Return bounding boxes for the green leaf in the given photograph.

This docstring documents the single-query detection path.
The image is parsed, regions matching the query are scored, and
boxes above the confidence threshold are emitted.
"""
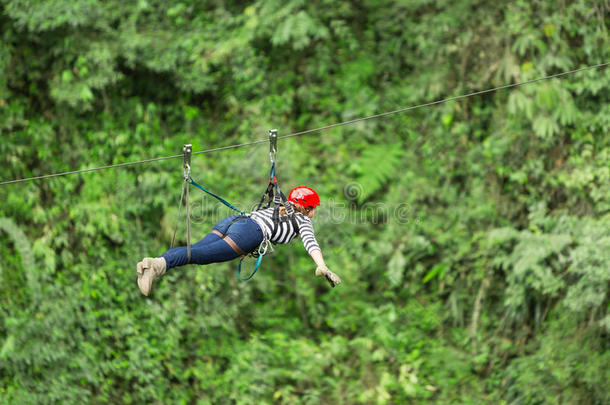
[355,143,404,203]
[423,264,446,283]
[533,115,559,139]
[388,249,406,286]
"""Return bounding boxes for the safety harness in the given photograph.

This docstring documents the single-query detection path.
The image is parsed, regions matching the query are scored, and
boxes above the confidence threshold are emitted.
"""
[257,129,300,236]
[172,129,297,281]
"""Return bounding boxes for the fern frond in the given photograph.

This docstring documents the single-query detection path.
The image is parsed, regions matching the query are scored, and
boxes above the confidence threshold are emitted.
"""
[355,143,404,203]
[0,217,39,296]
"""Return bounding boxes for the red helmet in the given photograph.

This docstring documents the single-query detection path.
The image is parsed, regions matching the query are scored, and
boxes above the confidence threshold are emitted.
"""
[288,186,320,208]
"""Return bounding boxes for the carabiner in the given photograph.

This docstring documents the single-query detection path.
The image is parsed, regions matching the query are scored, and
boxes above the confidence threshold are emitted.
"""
[183,144,192,180]
[258,239,273,256]
[269,129,277,165]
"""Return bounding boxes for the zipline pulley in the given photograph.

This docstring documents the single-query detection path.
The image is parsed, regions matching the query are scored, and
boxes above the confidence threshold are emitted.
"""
[269,129,277,172]
[183,144,192,180]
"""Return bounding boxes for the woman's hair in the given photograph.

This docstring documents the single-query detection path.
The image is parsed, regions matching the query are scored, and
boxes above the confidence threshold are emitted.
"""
[279,203,313,216]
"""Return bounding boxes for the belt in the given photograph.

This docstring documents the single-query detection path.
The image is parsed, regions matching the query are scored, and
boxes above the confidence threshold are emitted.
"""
[212,229,246,256]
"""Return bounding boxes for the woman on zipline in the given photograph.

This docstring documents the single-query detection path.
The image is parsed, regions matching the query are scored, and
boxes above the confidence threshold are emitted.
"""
[136,186,342,296]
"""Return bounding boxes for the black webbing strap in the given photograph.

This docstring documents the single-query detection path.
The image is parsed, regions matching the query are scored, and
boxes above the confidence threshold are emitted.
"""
[255,130,300,240]
[270,181,300,236]
[256,181,275,211]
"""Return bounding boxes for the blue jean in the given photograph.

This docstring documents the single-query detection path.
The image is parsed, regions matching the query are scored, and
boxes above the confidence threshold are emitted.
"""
[161,215,264,270]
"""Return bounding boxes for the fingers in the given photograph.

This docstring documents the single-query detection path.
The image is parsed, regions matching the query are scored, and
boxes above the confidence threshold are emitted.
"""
[323,271,342,288]
[315,266,342,288]
[315,265,329,277]
[327,271,342,286]
[137,258,152,276]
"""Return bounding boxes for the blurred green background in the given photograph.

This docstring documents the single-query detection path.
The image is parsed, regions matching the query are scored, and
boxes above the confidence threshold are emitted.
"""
[1,0,609,403]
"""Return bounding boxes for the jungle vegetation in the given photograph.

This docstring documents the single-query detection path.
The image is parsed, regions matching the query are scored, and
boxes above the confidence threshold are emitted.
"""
[1,0,609,403]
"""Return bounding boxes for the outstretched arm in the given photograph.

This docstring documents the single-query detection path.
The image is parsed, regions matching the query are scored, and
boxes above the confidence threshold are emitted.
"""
[309,249,325,267]
[299,217,342,287]
[309,249,342,288]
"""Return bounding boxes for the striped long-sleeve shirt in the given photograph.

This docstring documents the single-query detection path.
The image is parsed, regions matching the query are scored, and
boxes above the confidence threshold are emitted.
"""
[249,207,321,255]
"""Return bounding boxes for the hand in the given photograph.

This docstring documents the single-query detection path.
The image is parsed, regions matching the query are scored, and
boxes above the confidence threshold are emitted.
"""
[315,265,342,288]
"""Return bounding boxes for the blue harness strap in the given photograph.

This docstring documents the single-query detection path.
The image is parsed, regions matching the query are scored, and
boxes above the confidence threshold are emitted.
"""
[189,178,246,216]
[236,253,264,281]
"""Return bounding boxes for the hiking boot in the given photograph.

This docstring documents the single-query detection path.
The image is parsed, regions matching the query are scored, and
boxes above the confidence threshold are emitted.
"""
[137,257,167,296]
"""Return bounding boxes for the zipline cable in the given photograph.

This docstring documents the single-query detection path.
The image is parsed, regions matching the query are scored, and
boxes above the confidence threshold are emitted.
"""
[0,61,607,186]
[279,61,610,140]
